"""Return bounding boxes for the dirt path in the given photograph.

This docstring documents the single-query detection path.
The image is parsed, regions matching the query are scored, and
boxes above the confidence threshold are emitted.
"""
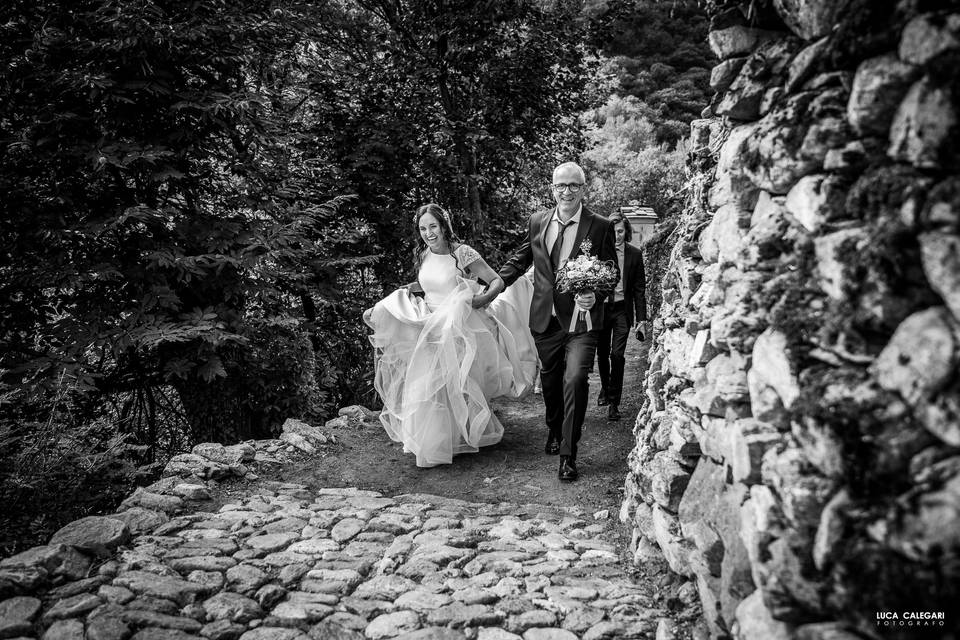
[273,337,650,518]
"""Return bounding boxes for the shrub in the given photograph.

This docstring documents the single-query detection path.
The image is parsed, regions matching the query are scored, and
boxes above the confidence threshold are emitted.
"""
[0,381,148,555]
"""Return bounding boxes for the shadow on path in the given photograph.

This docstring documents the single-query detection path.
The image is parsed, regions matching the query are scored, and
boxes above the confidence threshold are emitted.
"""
[273,338,650,518]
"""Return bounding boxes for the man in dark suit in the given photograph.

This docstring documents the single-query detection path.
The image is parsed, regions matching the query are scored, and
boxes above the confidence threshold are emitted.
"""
[597,211,647,422]
[499,162,618,482]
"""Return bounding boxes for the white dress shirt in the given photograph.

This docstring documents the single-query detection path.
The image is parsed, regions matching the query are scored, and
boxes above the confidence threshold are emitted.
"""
[546,205,582,318]
[545,205,582,267]
[613,245,625,302]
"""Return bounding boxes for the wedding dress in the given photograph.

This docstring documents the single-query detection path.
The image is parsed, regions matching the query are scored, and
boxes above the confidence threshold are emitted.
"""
[366,245,537,467]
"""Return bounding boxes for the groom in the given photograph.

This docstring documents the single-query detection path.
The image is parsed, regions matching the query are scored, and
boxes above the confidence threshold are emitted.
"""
[499,162,618,482]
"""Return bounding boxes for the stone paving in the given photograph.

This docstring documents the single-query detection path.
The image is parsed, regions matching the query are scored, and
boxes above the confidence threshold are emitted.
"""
[0,482,683,640]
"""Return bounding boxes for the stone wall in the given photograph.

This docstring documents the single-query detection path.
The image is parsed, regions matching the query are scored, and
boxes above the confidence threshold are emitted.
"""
[620,1,960,638]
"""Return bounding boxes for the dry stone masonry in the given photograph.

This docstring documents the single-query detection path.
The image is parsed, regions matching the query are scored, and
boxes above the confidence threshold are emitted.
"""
[0,411,690,640]
[621,1,960,639]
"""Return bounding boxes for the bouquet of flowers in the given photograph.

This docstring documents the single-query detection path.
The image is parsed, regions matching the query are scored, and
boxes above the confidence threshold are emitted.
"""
[555,239,619,333]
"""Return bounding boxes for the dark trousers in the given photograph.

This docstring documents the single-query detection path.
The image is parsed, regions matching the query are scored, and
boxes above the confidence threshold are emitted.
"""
[597,301,629,406]
[533,315,599,459]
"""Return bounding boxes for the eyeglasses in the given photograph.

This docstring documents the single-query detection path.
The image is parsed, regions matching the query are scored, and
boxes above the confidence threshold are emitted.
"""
[552,183,582,193]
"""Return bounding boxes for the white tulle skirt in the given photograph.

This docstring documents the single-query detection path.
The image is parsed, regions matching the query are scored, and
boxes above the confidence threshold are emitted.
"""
[366,277,537,467]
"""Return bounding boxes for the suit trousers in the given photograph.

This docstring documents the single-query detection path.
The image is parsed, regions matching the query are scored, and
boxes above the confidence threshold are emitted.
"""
[597,301,629,406]
[533,315,599,459]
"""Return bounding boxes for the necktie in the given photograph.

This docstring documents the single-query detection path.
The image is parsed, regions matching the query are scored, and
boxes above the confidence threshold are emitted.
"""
[551,218,573,270]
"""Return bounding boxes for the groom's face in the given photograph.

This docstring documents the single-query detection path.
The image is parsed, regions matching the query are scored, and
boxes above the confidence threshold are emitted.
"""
[552,166,584,217]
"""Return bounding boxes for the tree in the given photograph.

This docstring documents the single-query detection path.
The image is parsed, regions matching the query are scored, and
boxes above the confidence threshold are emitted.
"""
[580,95,686,219]
[0,0,608,449]
[300,0,604,278]
[0,0,367,446]
[593,0,712,145]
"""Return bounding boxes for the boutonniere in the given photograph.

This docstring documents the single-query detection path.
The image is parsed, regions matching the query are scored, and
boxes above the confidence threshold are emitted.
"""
[579,238,593,255]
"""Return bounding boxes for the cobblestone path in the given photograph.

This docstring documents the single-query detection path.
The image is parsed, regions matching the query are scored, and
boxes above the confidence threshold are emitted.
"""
[0,482,684,640]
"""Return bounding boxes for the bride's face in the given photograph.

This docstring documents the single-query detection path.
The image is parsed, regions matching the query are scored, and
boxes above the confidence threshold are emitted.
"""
[418,213,447,251]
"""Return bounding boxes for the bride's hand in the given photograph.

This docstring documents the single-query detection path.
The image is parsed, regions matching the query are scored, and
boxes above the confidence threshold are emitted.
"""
[471,293,489,309]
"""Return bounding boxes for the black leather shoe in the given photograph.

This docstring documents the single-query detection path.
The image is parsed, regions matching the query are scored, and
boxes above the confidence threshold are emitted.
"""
[608,405,621,421]
[545,437,561,455]
[559,456,578,482]
[597,389,609,406]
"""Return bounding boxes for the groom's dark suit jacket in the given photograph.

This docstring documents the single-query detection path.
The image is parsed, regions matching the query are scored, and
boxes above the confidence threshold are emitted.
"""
[499,207,619,334]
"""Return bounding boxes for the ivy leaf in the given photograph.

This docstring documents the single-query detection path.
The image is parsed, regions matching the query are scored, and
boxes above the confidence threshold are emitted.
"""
[197,356,227,383]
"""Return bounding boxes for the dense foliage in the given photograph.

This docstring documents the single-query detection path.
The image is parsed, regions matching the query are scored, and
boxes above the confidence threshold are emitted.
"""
[0,0,607,551]
[580,94,687,219]
[304,0,604,273]
[594,0,712,145]
[1,1,356,446]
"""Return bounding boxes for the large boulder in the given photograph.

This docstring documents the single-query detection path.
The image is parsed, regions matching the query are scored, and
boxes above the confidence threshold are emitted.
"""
[773,0,850,40]
[899,12,960,65]
[678,459,755,632]
[662,327,697,382]
[717,38,801,121]
[708,26,781,60]
[651,505,694,576]
[888,76,959,169]
[871,307,957,407]
[733,589,792,640]
[691,352,750,417]
[113,570,207,606]
[920,232,960,323]
[785,37,830,92]
[711,57,747,93]
[279,419,329,453]
[871,307,960,446]
[812,228,868,300]
[119,488,184,514]
[678,458,727,578]
[109,507,169,535]
[0,596,41,637]
[730,420,784,485]
[739,485,785,590]
[0,544,91,595]
[761,445,836,533]
[888,473,960,560]
[193,442,255,465]
[163,453,232,480]
[648,451,694,512]
[784,174,849,233]
[739,192,793,268]
[847,54,918,135]
[751,329,800,411]
[714,205,752,266]
[49,516,130,557]
[710,123,762,210]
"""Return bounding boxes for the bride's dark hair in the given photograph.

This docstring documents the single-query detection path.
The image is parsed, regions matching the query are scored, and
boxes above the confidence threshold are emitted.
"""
[412,204,465,275]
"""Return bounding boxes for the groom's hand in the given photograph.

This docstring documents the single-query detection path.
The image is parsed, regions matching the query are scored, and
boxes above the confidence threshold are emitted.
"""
[574,291,596,311]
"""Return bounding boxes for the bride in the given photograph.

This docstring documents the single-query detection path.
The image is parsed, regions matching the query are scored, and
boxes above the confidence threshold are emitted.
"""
[364,204,537,467]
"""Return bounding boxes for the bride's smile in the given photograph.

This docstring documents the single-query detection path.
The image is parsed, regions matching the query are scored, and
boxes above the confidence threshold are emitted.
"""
[418,213,449,253]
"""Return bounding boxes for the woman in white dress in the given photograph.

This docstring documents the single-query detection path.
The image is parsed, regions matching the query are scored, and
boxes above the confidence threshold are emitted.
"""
[364,204,537,467]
